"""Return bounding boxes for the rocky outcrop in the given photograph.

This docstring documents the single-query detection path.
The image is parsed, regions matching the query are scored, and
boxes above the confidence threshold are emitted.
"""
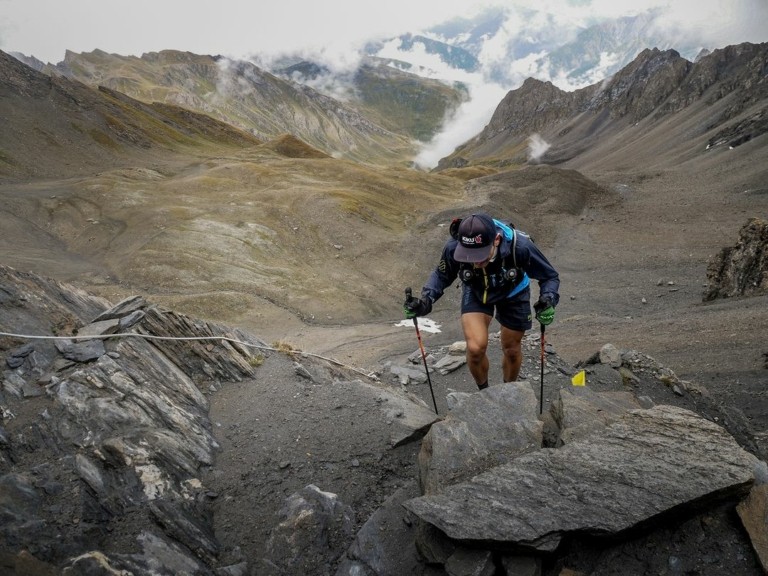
[3,265,768,575]
[405,404,758,552]
[336,340,768,576]
[417,383,542,495]
[705,217,768,300]
[0,265,439,575]
[262,484,356,576]
[0,266,266,574]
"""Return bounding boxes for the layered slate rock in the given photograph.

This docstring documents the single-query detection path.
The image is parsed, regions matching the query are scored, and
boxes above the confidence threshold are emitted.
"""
[418,382,543,495]
[404,405,759,552]
[328,379,440,448]
[0,267,269,573]
[552,386,644,445]
[335,481,425,576]
[1,265,443,574]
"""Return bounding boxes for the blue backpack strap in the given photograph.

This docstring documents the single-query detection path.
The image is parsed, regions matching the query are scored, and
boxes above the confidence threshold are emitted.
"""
[493,219,517,268]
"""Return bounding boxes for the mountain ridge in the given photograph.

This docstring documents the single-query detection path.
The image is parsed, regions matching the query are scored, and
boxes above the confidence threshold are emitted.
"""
[437,41,768,169]
[47,49,467,164]
[0,50,262,181]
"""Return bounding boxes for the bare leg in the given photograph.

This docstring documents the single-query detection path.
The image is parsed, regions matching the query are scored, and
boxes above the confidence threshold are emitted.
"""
[500,326,525,382]
[461,312,493,388]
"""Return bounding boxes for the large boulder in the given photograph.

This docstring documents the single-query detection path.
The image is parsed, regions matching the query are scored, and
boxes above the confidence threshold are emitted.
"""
[418,382,542,495]
[404,405,760,552]
[705,217,768,300]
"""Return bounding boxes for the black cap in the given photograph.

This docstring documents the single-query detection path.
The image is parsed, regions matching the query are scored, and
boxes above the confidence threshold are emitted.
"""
[453,213,496,263]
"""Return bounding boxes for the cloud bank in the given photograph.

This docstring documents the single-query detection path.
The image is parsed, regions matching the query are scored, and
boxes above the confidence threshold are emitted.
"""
[401,0,768,167]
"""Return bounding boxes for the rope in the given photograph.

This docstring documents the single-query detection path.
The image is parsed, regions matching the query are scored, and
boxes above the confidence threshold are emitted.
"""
[0,331,376,379]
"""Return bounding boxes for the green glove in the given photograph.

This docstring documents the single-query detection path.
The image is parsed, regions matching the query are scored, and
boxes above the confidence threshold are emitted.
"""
[536,306,555,326]
[404,294,432,319]
[534,296,555,326]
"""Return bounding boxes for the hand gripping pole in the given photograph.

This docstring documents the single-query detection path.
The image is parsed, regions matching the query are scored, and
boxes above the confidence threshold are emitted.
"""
[405,288,438,414]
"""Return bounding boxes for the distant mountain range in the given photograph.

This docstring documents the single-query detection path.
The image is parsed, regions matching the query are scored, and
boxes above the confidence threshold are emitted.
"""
[409,7,711,87]
[4,37,766,179]
[8,5,763,171]
[253,5,760,167]
[362,6,724,88]
[437,42,768,171]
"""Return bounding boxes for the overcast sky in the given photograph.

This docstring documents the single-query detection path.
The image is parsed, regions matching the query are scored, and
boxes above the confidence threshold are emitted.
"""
[3,0,766,65]
[2,0,484,64]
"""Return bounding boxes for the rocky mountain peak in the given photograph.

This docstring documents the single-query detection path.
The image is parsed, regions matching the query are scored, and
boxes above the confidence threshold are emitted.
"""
[0,50,52,97]
[436,41,767,169]
[589,47,691,119]
[482,78,578,142]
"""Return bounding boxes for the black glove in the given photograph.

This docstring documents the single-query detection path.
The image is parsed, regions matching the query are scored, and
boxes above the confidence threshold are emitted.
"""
[534,295,555,326]
[404,294,432,319]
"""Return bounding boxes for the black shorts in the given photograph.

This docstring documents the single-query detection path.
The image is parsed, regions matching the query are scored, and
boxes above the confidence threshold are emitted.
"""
[460,286,532,331]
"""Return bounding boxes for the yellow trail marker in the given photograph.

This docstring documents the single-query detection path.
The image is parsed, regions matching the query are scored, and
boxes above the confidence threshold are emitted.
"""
[571,370,586,386]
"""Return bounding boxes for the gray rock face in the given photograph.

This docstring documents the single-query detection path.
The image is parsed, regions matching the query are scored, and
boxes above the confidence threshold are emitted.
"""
[54,337,106,362]
[0,266,269,573]
[418,383,543,495]
[404,405,759,552]
[334,378,440,448]
[552,386,643,445]
[335,481,424,576]
[705,217,768,300]
[262,484,356,576]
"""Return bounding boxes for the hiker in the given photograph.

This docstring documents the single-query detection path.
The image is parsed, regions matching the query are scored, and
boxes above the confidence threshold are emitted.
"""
[404,213,560,389]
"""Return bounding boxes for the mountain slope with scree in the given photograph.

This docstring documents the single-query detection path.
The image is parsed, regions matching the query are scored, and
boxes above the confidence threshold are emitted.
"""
[1,41,767,575]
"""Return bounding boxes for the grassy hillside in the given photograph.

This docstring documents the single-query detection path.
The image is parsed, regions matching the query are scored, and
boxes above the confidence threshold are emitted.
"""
[352,60,468,142]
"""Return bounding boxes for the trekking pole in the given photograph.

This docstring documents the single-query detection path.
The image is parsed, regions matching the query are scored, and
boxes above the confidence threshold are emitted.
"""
[539,323,546,415]
[405,288,439,414]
